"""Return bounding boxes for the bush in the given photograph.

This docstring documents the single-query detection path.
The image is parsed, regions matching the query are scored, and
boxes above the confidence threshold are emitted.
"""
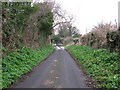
[2,45,54,89]
[66,45,120,88]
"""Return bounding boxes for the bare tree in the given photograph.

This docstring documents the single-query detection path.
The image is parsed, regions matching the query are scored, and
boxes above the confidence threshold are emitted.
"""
[44,0,74,28]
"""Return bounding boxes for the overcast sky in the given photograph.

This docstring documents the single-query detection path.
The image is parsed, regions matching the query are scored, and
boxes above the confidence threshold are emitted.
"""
[35,0,120,34]
[54,0,119,34]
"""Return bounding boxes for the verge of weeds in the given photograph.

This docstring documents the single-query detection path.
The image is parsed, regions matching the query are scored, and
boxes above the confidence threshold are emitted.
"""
[2,45,54,89]
[66,45,120,88]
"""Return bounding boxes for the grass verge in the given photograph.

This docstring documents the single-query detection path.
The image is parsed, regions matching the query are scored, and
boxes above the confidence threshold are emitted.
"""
[66,45,120,88]
[2,45,54,89]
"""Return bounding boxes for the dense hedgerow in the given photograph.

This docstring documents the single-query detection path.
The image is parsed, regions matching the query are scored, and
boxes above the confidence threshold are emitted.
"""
[66,45,120,88]
[2,45,54,89]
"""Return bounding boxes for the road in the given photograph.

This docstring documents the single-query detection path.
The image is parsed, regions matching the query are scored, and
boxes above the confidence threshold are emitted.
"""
[10,49,89,88]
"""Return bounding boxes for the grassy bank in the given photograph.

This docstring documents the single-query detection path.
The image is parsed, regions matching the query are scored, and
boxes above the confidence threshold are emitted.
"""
[66,45,120,88]
[2,45,54,89]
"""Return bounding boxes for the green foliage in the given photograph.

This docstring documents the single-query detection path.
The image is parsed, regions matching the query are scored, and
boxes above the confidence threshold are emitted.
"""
[2,2,54,49]
[2,2,39,48]
[106,31,120,52]
[66,45,120,88]
[73,39,79,44]
[3,2,39,33]
[38,8,54,36]
[0,59,2,90]
[2,2,54,89]
[52,35,63,44]
[2,45,54,89]
[80,22,120,52]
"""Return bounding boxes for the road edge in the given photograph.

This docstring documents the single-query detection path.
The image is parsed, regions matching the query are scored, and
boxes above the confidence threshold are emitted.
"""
[65,49,98,88]
[8,49,55,88]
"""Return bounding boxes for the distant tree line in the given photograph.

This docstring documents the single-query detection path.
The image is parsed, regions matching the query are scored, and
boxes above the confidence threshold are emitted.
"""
[52,22,81,45]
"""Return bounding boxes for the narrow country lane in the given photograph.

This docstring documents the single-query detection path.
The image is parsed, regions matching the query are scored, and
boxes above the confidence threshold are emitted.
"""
[10,49,89,88]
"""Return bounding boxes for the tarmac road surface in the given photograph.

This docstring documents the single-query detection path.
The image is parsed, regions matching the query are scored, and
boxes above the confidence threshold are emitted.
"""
[10,49,89,88]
